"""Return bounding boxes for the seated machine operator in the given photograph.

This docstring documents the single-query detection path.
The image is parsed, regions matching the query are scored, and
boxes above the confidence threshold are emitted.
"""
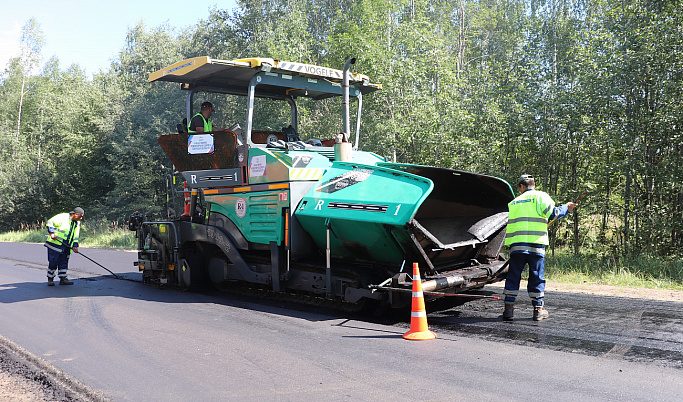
[188,101,214,133]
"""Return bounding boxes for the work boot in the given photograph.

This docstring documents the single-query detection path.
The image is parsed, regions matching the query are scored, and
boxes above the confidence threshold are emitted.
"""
[503,304,514,321]
[533,306,549,321]
[47,277,55,286]
[59,277,74,286]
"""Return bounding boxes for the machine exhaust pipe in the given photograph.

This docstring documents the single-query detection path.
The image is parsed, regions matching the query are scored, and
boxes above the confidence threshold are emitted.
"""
[334,58,356,162]
[342,58,356,142]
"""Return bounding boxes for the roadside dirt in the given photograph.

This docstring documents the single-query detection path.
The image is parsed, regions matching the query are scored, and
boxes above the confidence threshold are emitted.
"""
[545,281,683,302]
[0,335,109,402]
[0,371,56,402]
[486,280,683,303]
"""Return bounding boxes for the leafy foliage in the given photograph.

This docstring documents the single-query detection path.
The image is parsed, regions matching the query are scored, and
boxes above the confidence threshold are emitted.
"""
[1,0,683,260]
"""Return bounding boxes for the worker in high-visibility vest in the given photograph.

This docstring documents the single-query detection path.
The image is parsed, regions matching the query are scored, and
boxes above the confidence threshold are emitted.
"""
[503,175,576,321]
[44,207,84,286]
[187,101,214,133]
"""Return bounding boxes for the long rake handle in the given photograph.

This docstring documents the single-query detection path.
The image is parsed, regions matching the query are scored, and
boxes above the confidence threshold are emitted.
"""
[78,252,121,279]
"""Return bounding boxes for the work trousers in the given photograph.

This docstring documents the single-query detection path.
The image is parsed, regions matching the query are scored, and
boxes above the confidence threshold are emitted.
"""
[47,246,70,279]
[503,252,545,307]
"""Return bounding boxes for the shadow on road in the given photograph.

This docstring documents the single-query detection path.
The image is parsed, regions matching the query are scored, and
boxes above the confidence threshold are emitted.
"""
[0,273,360,324]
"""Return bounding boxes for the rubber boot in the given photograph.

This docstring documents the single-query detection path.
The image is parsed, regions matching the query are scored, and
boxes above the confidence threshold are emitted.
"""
[503,304,514,321]
[59,277,74,286]
[47,277,55,286]
[533,306,549,321]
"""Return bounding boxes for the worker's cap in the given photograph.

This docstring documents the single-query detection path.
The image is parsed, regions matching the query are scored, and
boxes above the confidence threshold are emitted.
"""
[70,207,85,215]
[200,101,213,110]
[517,174,534,186]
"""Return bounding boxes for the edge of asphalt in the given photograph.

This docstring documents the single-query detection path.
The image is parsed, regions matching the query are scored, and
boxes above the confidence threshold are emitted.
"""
[0,333,112,401]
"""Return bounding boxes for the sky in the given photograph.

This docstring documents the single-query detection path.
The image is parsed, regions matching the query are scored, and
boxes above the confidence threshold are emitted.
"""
[0,0,237,77]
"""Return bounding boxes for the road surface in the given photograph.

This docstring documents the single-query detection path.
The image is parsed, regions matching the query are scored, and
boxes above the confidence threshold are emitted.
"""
[0,242,681,401]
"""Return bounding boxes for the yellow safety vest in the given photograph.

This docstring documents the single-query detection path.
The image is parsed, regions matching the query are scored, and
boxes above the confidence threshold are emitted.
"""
[188,113,212,133]
[44,213,80,254]
[504,189,555,247]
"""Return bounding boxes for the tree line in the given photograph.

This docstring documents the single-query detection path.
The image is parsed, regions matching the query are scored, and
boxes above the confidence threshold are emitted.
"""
[1,0,681,259]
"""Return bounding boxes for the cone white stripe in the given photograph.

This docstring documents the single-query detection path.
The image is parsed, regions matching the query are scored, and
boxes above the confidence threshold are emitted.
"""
[411,311,427,318]
[412,291,423,298]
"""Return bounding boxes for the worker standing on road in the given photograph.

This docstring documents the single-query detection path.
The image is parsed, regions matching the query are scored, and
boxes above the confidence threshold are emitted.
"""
[503,175,576,321]
[188,101,214,133]
[44,207,84,286]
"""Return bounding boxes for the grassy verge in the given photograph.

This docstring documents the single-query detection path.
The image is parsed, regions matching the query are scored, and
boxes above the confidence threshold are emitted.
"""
[544,251,683,291]
[0,222,136,250]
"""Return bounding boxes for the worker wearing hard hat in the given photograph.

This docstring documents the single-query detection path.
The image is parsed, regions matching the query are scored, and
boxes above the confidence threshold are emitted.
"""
[503,176,577,321]
[44,207,84,286]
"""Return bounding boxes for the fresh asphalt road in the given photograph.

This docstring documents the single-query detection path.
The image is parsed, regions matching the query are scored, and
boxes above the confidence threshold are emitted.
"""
[0,242,681,401]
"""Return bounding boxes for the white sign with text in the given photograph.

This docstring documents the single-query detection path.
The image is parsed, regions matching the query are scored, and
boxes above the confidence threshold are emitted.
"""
[188,134,214,154]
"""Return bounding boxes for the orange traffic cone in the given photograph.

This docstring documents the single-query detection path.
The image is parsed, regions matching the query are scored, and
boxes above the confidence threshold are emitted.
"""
[181,182,191,217]
[403,262,436,341]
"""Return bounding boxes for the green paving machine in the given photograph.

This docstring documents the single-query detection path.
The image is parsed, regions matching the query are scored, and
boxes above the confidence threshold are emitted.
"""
[129,56,514,310]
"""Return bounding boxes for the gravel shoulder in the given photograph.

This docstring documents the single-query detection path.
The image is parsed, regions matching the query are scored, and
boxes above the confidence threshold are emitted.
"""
[0,334,110,401]
[546,280,683,302]
[485,280,683,302]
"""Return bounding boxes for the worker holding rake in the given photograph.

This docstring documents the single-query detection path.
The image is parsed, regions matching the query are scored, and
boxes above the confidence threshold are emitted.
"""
[44,207,84,286]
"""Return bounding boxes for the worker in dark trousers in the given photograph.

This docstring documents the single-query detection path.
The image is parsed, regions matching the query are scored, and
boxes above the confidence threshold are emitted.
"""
[503,176,576,321]
[44,207,84,286]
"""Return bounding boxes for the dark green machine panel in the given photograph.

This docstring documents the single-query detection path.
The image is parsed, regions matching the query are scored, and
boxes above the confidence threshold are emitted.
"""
[295,162,433,264]
[206,189,290,245]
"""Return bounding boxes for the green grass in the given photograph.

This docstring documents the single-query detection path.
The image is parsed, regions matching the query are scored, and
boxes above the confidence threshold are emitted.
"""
[544,251,683,291]
[0,221,137,250]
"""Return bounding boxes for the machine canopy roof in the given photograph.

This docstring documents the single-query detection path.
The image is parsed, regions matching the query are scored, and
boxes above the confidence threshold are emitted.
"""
[148,57,381,100]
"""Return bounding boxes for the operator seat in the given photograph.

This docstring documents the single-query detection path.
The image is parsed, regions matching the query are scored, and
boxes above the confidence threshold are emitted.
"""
[282,125,300,142]
[177,118,188,133]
